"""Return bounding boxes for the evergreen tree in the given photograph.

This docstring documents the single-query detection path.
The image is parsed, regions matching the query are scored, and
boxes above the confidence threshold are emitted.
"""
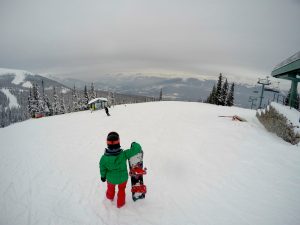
[29,83,44,117]
[41,80,51,116]
[211,85,217,104]
[59,93,66,114]
[82,85,89,110]
[226,83,235,106]
[206,85,216,104]
[90,82,96,100]
[72,85,80,112]
[78,92,86,111]
[111,92,115,106]
[220,78,228,106]
[159,88,163,101]
[27,87,34,117]
[215,73,223,105]
[41,80,45,97]
[107,92,112,106]
[44,95,52,116]
[52,86,60,115]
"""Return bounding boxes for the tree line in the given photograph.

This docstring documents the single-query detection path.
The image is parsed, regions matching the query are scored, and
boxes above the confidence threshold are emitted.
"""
[205,73,235,106]
[28,82,108,118]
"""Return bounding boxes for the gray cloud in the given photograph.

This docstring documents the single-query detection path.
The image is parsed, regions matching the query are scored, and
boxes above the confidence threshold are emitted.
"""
[0,0,299,83]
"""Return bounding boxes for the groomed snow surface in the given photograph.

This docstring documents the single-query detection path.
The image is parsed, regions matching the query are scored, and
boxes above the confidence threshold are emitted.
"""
[0,101,299,225]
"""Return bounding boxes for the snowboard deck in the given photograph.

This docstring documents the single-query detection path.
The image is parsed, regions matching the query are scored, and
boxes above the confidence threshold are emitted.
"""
[128,150,147,201]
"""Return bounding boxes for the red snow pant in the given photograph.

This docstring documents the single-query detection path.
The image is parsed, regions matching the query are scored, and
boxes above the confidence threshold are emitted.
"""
[106,181,127,208]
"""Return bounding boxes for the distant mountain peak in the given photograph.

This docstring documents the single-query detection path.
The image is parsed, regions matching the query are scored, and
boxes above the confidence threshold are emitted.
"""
[0,67,34,85]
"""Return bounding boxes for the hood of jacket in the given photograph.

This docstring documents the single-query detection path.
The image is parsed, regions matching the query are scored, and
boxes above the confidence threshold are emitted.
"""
[104,147,123,156]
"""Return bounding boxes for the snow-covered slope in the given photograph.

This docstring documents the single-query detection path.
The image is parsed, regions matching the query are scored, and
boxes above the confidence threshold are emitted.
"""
[0,68,33,87]
[0,88,20,108]
[0,102,299,225]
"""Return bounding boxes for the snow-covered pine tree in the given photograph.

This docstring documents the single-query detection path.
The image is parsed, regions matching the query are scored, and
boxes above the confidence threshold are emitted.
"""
[226,83,235,106]
[211,85,217,104]
[52,86,62,115]
[37,84,46,115]
[90,83,96,100]
[107,92,115,107]
[30,83,45,117]
[27,87,34,117]
[111,92,115,106]
[215,73,223,105]
[41,80,51,116]
[59,93,66,114]
[206,85,216,104]
[82,85,89,110]
[72,85,80,112]
[220,78,228,106]
[44,95,52,116]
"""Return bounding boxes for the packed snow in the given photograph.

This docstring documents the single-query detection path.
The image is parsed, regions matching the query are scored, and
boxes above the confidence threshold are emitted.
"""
[0,101,299,225]
[0,88,20,108]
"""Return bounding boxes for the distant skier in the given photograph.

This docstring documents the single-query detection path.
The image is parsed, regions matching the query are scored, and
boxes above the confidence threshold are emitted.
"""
[99,132,142,208]
[104,106,110,116]
[90,103,96,113]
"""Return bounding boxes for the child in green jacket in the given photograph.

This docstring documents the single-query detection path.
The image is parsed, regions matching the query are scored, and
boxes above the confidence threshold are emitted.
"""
[99,131,142,208]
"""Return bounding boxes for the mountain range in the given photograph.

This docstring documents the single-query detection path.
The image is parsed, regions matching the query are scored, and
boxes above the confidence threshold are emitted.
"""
[1,68,287,110]
[0,68,289,127]
[48,73,287,109]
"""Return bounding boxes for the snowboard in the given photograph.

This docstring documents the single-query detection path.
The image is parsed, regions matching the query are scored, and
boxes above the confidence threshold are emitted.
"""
[128,150,147,201]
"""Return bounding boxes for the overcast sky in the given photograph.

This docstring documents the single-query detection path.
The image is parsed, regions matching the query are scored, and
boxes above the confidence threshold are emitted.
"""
[0,0,299,83]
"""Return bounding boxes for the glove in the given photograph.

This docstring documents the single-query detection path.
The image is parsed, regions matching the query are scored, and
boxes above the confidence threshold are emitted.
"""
[101,177,106,182]
[131,142,136,147]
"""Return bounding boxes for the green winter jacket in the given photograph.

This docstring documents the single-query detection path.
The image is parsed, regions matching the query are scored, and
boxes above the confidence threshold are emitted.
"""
[99,142,142,184]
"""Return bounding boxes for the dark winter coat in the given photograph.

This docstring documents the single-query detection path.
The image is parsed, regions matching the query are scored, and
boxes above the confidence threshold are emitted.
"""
[99,142,142,184]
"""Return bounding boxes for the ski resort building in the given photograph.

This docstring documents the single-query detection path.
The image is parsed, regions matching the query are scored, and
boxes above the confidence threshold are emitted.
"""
[271,51,300,109]
[88,98,108,110]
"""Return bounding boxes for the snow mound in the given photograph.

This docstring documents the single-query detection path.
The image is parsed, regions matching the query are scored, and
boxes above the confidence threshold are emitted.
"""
[271,102,300,133]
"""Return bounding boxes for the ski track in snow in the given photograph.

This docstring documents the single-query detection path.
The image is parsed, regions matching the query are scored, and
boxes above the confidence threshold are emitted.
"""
[0,102,299,225]
[0,88,20,108]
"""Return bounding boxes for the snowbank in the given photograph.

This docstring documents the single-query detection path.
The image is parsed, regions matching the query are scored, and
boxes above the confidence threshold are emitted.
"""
[271,102,300,133]
[257,102,300,144]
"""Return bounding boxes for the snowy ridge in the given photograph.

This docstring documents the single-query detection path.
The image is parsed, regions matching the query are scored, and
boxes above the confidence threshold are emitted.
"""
[0,102,299,225]
[0,67,33,86]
